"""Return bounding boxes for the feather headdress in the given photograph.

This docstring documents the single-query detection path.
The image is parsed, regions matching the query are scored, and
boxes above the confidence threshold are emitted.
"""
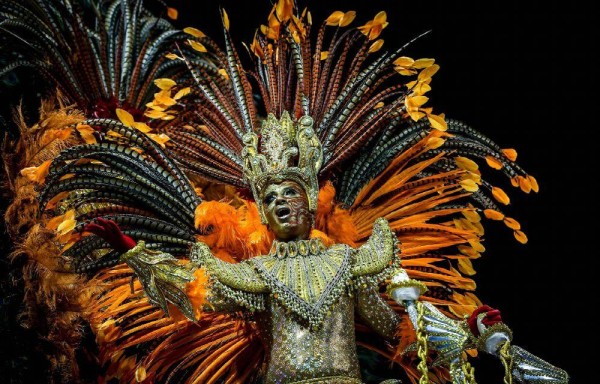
[1,0,540,382]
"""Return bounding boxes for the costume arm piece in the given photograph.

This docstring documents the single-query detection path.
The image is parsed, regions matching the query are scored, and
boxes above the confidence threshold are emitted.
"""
[355,286,400,340]
[352,217,402,283]
[85,218,197,320]
[201,288,247,313]
[189,242,268,312]
[390,298,570,384]
[353,217,426,339]
[353,217,426,299]
[119,240,196,321]
[467,306,570,384]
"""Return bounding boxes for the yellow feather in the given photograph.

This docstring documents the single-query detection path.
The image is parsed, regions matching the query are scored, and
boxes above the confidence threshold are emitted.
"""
[407,110,426,121]
[132,122,151,133]
[514,230,528,244]
[492,186,510,205]
[455,156,479,172]
[413,58,435,69]
[462,219,484,235]
[458,258,476,276]
[146,133,170,148]
[183,27,206,38]
[165,53,181,60]
[469,240,486,253]
[325,11,344,26]
[462,209,481,223]
[76,124,97,144]
[339,11,356,27]
[483,209,504,220]
[20,159,52,184]
[406,95,428,108]
[368,39,384,53]
[485,156,503,170]
[428,113,447,131]
[115,108,134,127]
[154,89,176,106]
[188,39,207,53]
[395,67,417,76]
[458,246,481,259]
[144,109,166,119]
[518,175,532,193]
[393,56,414,68]
[217,68,229,80]
[153,78,176,91]
[275,0,293,22]
[167,7,178,20]
[503,217,521,230]
[374,10,387,23]
[222,9,230,31]
[173,87,192,100]
[502,148,518,161]
[459,179,478,192]
[425,136,445,149]
[528,175,540,192]
[135,366,147,382]
[417,64,440,81]
[465,292,483,306]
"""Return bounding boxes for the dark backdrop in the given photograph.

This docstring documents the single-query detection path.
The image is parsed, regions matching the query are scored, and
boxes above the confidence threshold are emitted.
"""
[1,0,596,382]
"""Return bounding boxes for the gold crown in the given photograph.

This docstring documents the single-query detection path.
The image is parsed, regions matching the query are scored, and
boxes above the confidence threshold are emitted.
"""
[242,112,323,223]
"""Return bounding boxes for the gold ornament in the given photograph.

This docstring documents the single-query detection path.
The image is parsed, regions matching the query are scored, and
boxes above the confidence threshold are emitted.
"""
[242,112,323,223]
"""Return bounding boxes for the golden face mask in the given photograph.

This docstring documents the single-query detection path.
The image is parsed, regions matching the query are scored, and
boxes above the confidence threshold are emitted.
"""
[261,180,312,241]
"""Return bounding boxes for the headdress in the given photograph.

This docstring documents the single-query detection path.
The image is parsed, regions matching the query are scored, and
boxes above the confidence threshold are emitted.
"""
[242,112,322,222]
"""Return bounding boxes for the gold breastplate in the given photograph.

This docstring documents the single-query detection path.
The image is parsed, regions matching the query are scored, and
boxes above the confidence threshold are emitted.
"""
[251,239,353,329]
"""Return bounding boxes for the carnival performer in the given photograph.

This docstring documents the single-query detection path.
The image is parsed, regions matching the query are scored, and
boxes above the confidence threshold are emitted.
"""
[1,0,568,383]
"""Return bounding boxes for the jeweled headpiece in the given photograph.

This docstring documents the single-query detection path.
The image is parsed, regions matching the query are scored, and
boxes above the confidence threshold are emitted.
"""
[242,111,323,223]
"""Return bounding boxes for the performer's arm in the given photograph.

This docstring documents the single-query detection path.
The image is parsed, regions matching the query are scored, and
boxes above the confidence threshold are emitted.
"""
[85,218,197,320]
[84,219,267,319]
[355,285,400,340]
[352,217,425,339]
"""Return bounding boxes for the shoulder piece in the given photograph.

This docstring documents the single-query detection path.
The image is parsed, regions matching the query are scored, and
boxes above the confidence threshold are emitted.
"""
[251,244,353,329]
[352,217,402,284]
[190,242,268,311]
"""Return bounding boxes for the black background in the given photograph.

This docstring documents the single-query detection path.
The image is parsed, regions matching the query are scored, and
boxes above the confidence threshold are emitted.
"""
[1,0,596,382]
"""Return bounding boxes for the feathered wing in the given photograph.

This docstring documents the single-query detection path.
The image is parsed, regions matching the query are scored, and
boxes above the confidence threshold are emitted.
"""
[0,0,212,116]
[3,112,268,382]
[1,1,265,382]
[2,1,539,383]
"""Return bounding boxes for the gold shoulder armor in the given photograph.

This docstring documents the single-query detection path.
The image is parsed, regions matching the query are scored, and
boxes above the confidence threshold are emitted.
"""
[190,242,268,294]
[352,218,402,282]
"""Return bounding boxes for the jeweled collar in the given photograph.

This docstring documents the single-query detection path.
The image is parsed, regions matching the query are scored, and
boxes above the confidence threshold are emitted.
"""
[268,238,326,258]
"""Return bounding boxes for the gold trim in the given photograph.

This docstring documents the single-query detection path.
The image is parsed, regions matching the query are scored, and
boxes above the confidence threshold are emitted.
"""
[386,278,428,297]
[476,322,513,352]
[269,238,326,258]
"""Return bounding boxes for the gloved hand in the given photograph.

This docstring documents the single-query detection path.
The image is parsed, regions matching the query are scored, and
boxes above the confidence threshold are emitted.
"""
[388,269,427,305]
[468,305,511,355]
[467,305,502,336]
[84,217,136,252]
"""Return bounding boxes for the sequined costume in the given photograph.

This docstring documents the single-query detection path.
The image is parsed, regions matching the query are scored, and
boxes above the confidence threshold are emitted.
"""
[1,0,568,383]
[183,219,399,383]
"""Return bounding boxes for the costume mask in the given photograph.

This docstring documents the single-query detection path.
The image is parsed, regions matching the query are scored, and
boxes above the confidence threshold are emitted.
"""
[262,180,312,241]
